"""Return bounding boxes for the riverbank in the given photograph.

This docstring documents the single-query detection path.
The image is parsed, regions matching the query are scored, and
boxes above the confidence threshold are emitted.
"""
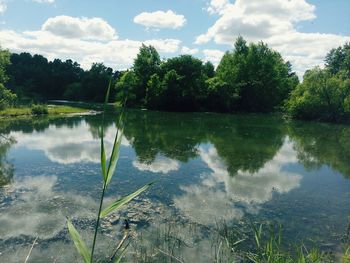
[0,105,92,118]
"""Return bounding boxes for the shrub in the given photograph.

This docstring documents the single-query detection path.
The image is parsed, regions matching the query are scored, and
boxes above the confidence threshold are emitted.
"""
[31,104,48,115]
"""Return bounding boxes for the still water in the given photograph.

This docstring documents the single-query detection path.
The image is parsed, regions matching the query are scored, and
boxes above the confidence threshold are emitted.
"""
[0,110,349,262]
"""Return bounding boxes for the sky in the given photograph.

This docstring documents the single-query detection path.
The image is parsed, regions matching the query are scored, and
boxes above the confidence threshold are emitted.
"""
[0,0,349,77]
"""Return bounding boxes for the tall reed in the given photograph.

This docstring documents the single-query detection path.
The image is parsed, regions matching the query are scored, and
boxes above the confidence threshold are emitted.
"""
[66,80,153,263]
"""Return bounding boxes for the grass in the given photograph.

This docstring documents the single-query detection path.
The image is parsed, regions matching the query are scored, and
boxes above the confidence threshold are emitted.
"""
[126,218,350,263]
[0,105,90,117]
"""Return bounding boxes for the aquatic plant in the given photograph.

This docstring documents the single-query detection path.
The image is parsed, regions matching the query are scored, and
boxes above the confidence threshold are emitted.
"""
[66,81,153,263]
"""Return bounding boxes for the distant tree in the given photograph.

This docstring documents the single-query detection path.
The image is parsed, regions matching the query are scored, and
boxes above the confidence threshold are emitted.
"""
[145,74,162,109]
[204,77,238,112]
[160,69,183,110]
[115,71,140,106]
[133,44,161,103]
[81,63,113,102]
[285,67,350,121]
[0,47,11,84]
[216,37,298,112]
[325,42,350,76]
[49,59,83,98]
[0,47,16,110]
[203,61,215,78]
[63,82,83,100]
[160,55,211,110]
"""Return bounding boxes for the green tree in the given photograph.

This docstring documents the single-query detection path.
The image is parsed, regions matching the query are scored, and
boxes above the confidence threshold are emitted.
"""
[286,67,350,121]
[160,55,211,110]
[81,63,113,102]
[133,44,161,104]
[325,42,350,76]
[216,37,298,112]
[0,47,16,110]
[160,69,183,110]
[115,71,140,106]
[145,74,162,109]
[204,77,238,112]
[0,47,11,84]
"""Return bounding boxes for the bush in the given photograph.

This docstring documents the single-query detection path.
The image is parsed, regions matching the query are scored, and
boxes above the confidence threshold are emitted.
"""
[0,83,17,110]
[31,104,48,115]
[285,67,350,121]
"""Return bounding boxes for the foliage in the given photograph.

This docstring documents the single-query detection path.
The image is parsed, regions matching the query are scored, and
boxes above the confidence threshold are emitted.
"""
[133,44,161,103]
[6,53,117,102]
[0,47,17,110]
[0,46,11,84]
[31,104,49,115]
[114,37,298,113]
[116,71,140,107]
[325,42,350,76]
[216,36,299,112]
[0,83,17,110]
[285,67,350,121]
[0,105,88,116]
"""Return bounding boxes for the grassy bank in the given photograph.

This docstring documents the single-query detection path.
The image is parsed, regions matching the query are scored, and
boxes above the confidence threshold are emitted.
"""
[0,105,91,117]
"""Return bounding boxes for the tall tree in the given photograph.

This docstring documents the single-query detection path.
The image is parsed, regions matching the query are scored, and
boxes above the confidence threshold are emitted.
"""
[0,47,16,109]
[216,37,298,112]
[133,44,161,104]
[325,42,350,76]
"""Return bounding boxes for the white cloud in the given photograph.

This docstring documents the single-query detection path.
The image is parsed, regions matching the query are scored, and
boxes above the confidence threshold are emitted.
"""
[202,49,224,66]
[207,0,230,14]
[144,38,181,53]
[33,0,55,3]
[134,10,186,29]
[0,15,181,70]
[133,156,180,174]
[42,15,117,40]
[0,0,7,14]
[197,0,350,76]
[174,139,301,225]
[181,46,199,55]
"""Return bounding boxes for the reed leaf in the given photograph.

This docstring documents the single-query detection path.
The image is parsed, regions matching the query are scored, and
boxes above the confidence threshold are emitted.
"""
[105,127,124,186]
[114,245,128,263]
[100,182,154,218]
[67,219,91,263]
[101,134,107,182]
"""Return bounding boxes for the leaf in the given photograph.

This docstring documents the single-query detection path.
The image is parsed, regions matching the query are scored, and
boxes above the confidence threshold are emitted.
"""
[67,219,91,263]
[114,245,128,263]
[105,127,124,186]
[101,132,107,182]
[105,78,112,104]
[100,182,154,218]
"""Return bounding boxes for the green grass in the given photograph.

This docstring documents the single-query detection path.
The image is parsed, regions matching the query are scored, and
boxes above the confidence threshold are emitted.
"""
[0,105,90,117]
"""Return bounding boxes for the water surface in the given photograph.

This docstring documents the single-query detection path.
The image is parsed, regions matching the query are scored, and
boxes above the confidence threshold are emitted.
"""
[0,110,349,262]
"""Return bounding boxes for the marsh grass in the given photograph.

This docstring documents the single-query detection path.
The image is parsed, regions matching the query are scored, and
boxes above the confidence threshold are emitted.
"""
[0,105,88,116]
[127,219,349,263]
[66,80,154,263]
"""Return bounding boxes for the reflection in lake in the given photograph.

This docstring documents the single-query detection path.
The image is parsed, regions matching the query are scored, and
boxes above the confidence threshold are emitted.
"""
[0,136,15,186]
[0,111,349,262]
[174,140,301,225]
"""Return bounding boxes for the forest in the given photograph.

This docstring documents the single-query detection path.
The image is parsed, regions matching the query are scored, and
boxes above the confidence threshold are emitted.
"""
[1,37,350,122]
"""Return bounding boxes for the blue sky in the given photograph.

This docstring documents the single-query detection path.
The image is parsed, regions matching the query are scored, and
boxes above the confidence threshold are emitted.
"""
[0,0,349,76]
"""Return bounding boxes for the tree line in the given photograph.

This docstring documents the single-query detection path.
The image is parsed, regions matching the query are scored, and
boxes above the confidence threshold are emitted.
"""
[1,37,350,122]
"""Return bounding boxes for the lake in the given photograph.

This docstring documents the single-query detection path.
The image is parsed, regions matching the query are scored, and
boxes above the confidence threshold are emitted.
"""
[0,110,349,262]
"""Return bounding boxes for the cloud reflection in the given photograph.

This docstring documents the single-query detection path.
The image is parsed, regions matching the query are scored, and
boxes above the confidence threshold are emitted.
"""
[132,155,180,174]
[174,138,301,225]
[10,121,129,164]
[0,176,96,239]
